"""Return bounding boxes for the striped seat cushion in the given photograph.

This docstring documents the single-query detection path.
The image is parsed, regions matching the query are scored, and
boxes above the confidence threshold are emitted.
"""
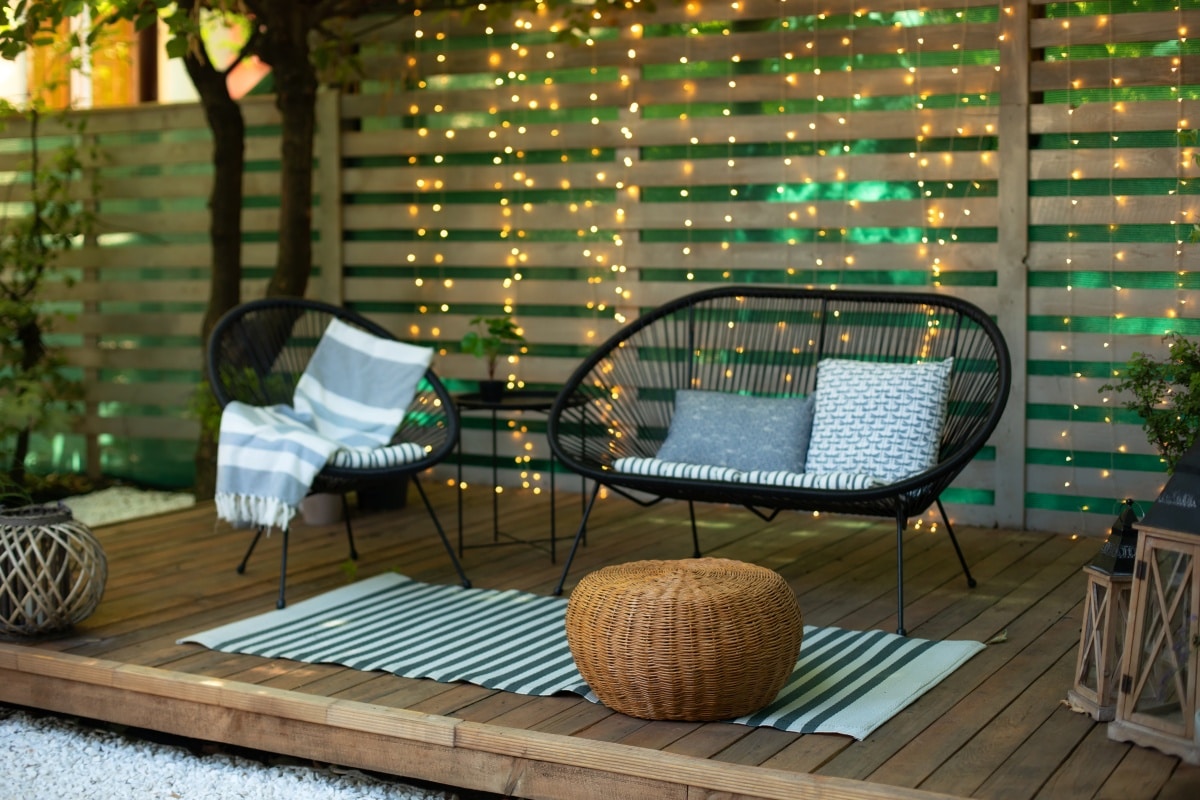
[611,457,744,483]
[329,442,428,470]
[739,469,884,491]
[613,458,883,491]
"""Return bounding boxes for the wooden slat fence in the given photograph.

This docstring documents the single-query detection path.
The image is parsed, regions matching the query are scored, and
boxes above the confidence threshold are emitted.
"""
[2,0,1196,536]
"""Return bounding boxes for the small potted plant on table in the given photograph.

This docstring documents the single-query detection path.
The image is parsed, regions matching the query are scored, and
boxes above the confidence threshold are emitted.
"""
[460,315,526,402]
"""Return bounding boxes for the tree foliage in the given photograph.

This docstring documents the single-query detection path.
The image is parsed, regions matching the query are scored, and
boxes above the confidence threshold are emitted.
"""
[0,110,95,486]
[0,0,653,495]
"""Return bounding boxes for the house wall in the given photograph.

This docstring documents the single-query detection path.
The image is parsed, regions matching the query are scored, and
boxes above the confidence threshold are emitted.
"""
[4,0,1197,535]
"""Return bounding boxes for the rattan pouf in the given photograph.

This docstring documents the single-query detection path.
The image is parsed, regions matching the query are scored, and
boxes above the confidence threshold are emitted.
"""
[565,558,802,721]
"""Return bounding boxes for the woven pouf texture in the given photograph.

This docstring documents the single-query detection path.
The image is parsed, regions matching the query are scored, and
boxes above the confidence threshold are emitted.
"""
[565,558,802,721]
[0,503,108,636]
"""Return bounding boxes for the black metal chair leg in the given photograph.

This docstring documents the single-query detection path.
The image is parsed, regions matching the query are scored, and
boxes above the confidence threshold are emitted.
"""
[237,526,266,574]
[895,510,907,637]
[937,498,976,588]
[341,494,358,560]
[554,482,602,596]
[688,500,701,557]
[276,526,290,609]
[411,475,471,589]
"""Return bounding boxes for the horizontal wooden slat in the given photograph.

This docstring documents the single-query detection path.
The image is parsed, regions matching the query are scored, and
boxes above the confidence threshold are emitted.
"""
[341,240,1000,272]
[1031,55,1200,93]
[1029,10,1200,49]
[56,243,279,270]
[342,64,1002,121]
[344,152,999,195]
[343,198,999,230]
[1030,99,1200,135]
[344,107,1002,156]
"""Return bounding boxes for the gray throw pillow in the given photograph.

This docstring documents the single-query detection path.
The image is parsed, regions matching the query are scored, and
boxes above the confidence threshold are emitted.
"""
[656,390,816,473]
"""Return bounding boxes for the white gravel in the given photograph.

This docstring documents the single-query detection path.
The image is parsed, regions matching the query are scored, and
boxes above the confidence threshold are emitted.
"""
[0,708,456,800]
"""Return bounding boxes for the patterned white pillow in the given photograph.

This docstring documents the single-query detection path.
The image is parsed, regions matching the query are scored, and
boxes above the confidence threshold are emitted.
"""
[804,358,954,483]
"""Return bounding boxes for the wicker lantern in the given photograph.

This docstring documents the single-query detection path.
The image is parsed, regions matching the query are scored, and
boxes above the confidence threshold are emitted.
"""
[0,503,107,636]
[1108,444,1200,765]
[1067,499,1138,721]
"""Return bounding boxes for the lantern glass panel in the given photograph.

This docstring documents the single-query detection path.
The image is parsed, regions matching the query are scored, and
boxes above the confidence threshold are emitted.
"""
[1128,545,1194,729]
[1078,575,1127,695]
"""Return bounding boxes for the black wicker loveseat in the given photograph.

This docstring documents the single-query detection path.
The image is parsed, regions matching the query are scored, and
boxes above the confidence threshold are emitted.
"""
[546,285,1011,634]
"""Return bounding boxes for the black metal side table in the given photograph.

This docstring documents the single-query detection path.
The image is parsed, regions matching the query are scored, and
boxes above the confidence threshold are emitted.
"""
[454,390,584,561]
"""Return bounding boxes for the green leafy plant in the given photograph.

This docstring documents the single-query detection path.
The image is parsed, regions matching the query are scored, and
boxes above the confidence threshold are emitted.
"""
[0,109,95,489]
[0,470,31,508]
[460,315,526,381]
[187,380,223,440]
[1101,332,1200,472]
[187,369,297,438]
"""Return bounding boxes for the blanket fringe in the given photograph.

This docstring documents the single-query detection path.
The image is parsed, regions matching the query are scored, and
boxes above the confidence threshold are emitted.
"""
[215,492,296,531]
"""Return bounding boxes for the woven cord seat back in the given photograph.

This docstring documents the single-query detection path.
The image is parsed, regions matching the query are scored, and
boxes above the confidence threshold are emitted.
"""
[548,286,1009,517]
[565,558,802,721]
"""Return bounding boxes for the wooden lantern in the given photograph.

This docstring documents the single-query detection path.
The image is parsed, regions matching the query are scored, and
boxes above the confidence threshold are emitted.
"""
[1108,446,1200,765]
[1068,500,1138,721]
[0,503,107,636]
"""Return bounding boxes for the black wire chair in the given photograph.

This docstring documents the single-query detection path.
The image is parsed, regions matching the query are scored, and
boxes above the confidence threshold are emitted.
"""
[546,285,1011,635]
[206,296,470,608]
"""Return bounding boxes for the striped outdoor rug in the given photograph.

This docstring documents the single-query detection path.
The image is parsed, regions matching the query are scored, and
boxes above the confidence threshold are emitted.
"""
[180,572,985,739]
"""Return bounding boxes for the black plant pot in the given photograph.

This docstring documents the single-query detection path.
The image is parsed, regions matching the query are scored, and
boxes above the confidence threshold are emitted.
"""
[357,476,410,511]
[478,379,506,403]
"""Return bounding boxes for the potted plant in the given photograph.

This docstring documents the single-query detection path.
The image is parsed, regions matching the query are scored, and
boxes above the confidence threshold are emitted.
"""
[460,314,526,402]
[1100,332,1200,472]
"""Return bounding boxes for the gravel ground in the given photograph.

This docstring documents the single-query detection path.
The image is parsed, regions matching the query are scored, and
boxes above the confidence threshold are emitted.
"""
[0,708,458,800]
[4,488,502,800]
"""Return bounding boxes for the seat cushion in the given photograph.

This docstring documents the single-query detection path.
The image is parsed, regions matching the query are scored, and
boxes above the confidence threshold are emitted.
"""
[655,390,816,473]
[610,457,745,483]
[613,458,882,491]
[805,358,953,483]
[328,441,427,470]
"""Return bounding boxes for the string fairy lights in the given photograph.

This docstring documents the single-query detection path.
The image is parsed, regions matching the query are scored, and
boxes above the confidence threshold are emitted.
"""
[374,0,1194,533]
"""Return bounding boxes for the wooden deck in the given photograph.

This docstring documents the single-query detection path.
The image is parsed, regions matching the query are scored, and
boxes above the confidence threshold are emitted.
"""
[2,482,1198,800]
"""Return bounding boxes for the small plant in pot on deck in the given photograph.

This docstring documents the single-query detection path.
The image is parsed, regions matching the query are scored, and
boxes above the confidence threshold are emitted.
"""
[460,315,526,402]
[1100,332,1200,473]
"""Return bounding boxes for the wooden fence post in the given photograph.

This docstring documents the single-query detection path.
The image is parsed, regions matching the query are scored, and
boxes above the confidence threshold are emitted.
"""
[995,2,1031,529]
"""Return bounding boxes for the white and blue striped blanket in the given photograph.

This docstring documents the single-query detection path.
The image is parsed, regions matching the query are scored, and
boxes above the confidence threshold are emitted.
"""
[215,318,433,531]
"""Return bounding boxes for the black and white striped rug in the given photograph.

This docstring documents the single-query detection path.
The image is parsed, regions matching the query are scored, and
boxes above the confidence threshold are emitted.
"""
[180,572,984,739]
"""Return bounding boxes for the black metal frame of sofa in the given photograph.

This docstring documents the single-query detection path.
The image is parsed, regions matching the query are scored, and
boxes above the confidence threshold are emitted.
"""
[546,285,1011,635]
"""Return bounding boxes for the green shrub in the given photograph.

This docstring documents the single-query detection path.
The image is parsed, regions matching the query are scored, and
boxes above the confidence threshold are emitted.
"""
[1102,333,1200,472]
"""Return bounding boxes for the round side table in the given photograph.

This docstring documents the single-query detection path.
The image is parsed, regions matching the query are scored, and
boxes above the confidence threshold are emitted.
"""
[454,389,586,560]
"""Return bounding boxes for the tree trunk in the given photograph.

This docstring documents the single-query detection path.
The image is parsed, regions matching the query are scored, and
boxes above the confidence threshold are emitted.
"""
[184,44,246,502]
[258,9,318,300]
